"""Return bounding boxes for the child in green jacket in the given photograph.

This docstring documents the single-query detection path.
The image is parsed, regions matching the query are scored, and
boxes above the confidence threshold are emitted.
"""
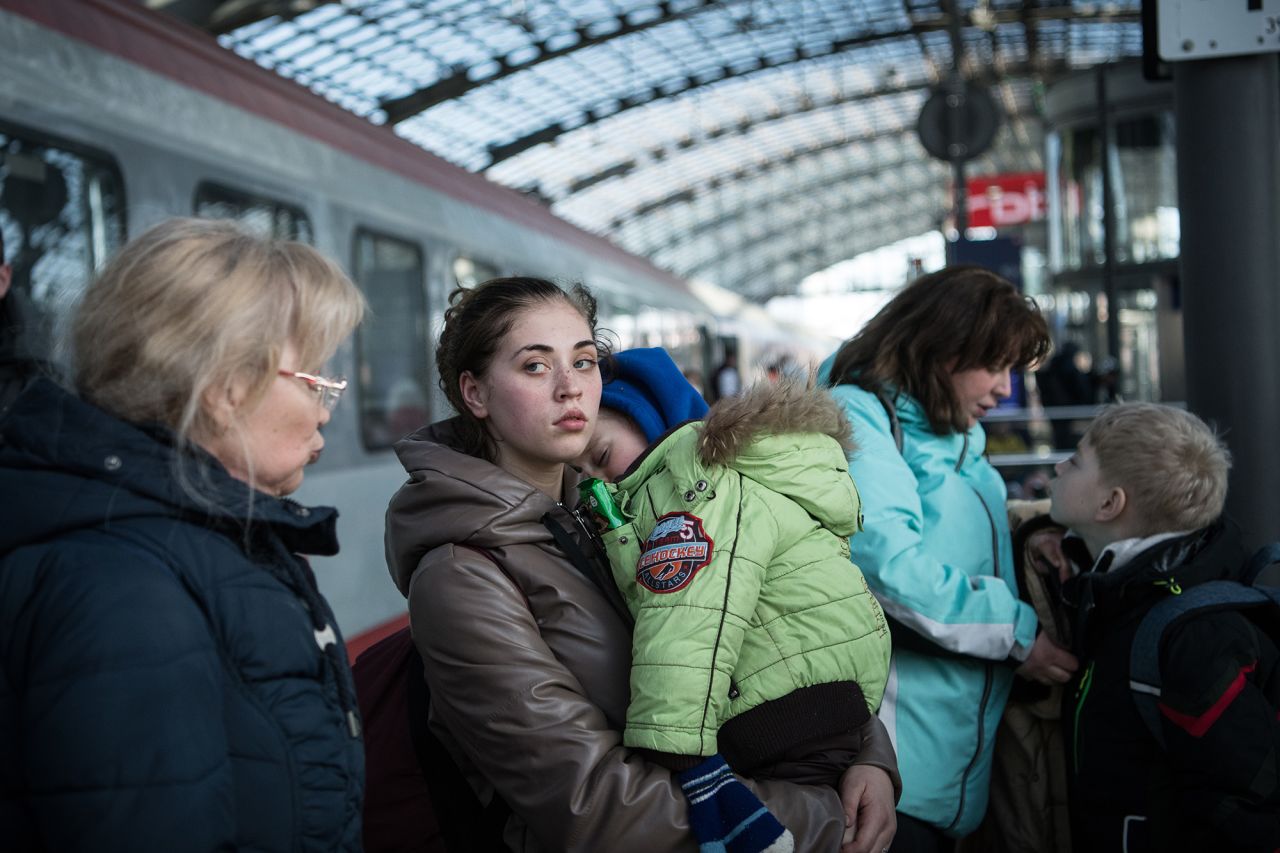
[575,348,894,853]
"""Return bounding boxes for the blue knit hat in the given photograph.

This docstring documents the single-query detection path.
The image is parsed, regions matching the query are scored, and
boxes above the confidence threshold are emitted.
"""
[601,348,709,443]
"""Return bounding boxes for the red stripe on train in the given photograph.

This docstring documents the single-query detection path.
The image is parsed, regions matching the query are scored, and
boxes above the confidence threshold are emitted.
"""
[345,612,411,665]
[2,0,687,291]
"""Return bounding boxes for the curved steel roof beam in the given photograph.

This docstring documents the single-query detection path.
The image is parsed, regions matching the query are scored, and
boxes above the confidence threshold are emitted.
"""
[723,133,1021,292]
[620,158,938,257]
[564,82,932,197]
[483,6,1135,168]
[604,114,1034,240]
[618,117,1031,257]
[635,152,946,257]
[593,76,1045,228]
[153,0,335,36]
[568,83,931,195]
[733,206,942,297]
[681,177,942,281]
[742,215,938,299]
[380,0,721,125]
[604,127,921,230]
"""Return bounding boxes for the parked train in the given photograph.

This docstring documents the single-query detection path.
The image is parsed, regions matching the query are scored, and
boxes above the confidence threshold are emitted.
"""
[0,0,809,647]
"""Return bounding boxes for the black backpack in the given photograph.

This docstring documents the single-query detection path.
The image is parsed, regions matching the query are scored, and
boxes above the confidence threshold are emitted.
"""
[354,547,512,853]
[1128,542,1280,748]
[355,522,629,853]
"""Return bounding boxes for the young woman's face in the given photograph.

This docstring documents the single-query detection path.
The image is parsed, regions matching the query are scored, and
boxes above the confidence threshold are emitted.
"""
[574,407,649,482]
[949,364,1013,428]
[460,299,602,486]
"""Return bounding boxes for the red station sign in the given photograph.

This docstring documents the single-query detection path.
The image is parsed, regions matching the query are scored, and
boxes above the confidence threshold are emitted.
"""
[966,172,1046,229]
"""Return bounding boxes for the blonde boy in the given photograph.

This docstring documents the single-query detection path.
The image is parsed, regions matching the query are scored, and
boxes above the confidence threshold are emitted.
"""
[1045,403,1279,853]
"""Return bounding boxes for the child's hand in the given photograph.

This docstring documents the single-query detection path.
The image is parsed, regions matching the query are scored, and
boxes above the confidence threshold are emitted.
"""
[838,764,896,853]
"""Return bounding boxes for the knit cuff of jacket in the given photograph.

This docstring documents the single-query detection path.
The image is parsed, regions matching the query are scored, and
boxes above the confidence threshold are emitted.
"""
[638,747,705,772]
[677,754,795,853]
[602,348,709,443]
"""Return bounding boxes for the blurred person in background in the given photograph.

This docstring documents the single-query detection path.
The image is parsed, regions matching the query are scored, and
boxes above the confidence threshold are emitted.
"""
[0,228,44,416]
[1036,341,1096,451]
[708,347,741,403]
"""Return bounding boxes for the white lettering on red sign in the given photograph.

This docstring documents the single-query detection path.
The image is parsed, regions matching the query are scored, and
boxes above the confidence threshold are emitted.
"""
[966,172,1047,229]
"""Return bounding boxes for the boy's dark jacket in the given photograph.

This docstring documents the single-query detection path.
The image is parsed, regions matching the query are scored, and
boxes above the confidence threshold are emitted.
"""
[0,380,364,852]
[1058,518,1280,853]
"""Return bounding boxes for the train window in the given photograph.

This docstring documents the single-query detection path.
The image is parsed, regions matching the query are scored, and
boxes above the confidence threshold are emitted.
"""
[453,254,500,288]
[194,182,313,243]
[353,229,430,450]
[0,126,125,370]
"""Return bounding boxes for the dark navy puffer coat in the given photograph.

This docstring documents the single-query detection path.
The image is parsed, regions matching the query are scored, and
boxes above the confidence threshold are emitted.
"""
[0,380,364,852]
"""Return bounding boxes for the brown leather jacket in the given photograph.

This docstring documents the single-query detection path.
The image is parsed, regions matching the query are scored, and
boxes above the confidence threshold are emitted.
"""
[386,418,900,852]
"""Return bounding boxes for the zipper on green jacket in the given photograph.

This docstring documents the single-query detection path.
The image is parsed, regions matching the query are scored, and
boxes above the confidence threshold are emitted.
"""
[1072,660,1096,773]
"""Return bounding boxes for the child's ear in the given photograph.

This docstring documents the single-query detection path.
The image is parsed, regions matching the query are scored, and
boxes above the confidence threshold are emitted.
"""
[1096,486,1128,523]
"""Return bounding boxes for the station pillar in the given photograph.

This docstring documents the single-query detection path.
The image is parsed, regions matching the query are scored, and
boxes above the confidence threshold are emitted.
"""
[1174,54,1280,546]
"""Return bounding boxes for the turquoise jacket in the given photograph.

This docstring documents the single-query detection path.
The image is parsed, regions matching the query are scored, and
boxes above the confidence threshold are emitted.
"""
[597,382,891,769]
[820,361,1037,836]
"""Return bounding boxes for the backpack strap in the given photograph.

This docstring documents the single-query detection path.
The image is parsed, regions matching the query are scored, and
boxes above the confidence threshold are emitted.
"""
[1243,541,1280,586]
[870,385,904,454]
[542,510,636,633]
[1129,579,1280,748]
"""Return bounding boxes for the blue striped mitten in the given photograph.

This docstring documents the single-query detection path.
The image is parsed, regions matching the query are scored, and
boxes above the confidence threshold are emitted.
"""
[677,754,795,853]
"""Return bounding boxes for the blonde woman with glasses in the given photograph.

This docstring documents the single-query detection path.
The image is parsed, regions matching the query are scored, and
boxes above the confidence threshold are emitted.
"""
[0,218,366,852]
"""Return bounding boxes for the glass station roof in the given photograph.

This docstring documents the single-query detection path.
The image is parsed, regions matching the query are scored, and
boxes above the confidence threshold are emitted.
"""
[182,0,1144,297]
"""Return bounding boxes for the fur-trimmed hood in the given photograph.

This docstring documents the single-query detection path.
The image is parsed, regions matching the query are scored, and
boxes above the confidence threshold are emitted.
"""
[616,379,862,539]
[697,378,855,467]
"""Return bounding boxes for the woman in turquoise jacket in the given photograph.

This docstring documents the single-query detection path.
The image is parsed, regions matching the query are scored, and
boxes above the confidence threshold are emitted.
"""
[820,266,1078,852]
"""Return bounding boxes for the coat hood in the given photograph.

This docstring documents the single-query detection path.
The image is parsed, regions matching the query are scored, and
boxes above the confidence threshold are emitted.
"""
[621,381,862,538]
[385,417,578,596]
[0,379,338,557]
[697,379,854,465]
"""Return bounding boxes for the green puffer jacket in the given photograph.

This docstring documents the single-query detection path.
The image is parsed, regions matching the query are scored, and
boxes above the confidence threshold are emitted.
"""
[596,381,891,768]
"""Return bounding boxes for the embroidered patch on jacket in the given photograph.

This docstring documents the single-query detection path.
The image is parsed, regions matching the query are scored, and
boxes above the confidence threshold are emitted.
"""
[635,511,714,593]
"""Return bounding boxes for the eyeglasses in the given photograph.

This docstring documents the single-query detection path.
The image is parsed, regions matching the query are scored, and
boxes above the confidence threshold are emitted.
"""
[278,370,348,411]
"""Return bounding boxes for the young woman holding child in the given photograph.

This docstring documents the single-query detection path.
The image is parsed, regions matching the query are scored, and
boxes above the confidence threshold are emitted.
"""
[385,277,899,853]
